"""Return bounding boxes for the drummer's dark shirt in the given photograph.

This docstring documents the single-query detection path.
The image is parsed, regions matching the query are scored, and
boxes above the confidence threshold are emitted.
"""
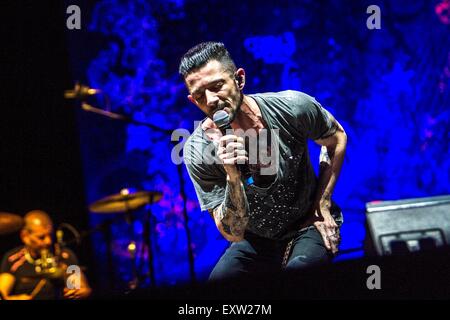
[1,246,78,300]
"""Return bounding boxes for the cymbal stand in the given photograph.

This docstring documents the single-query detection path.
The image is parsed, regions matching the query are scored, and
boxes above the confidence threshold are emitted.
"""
[139,195,156,287]
[121,190,139,291]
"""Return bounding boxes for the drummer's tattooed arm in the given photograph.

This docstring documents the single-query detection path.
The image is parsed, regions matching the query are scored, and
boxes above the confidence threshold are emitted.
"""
[208,177,249,242]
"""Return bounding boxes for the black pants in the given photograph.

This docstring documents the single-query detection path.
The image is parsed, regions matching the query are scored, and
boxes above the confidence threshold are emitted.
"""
[209,226,333,282]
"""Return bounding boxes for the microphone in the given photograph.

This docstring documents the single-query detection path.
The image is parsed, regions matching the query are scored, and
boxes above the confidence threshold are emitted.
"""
[64,82,100,99]
[213,110,250,179]
[212,110,233,133]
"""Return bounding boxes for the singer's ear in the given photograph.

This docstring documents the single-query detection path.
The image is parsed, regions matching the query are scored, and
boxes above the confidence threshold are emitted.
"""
[235,68,245,90]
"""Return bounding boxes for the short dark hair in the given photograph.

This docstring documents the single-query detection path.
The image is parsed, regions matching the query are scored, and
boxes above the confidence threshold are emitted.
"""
[178,42,236,78]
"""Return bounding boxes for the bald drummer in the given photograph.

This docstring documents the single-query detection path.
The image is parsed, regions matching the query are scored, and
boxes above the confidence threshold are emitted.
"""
[0,210,91,300]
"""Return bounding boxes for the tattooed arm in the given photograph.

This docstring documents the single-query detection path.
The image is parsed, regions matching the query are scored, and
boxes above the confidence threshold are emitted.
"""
[208,174,249,242]
[208,135,250,242]
[314,118,347,210]
[312,117,347,254]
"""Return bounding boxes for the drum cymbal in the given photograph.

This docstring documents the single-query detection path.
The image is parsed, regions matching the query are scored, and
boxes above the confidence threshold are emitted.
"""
[0,212,24,235]
[89,189,162,214]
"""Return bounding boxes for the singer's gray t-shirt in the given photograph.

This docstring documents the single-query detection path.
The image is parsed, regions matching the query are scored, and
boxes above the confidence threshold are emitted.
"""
[183,90,343,240]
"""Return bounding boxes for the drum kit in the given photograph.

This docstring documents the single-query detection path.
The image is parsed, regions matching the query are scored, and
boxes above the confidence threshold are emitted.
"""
[0,212,24,236]
[87,188,163,289]
[0,188,163,290]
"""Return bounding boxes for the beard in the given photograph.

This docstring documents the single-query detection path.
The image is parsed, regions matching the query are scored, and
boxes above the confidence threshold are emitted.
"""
[229,92,243,123]
[220,90,243,124]
[208,91,243,123]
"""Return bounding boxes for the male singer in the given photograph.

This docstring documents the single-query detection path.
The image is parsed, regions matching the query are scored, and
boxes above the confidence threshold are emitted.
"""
[180,42,347,281]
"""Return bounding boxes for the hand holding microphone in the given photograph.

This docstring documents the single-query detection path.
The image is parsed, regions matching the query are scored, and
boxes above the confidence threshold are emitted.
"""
[213,110,249,180]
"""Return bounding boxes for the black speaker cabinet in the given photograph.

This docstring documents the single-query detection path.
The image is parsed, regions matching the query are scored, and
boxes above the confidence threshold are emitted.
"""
[365,195,450,255]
